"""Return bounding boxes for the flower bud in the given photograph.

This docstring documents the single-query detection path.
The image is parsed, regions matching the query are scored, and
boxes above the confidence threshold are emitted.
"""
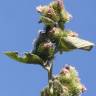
[53,0,64,9]
[43,42,53,49]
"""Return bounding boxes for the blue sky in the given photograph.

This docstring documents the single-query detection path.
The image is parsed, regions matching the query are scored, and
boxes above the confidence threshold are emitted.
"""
[0,0,96,96]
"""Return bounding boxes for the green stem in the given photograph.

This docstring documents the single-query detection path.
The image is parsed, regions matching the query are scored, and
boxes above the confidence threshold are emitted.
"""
[47,60,54,94]
[42,60,53,82]
[48,61,53,81]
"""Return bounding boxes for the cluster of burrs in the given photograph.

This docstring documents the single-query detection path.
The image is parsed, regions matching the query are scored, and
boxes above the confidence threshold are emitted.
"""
[5,0,94,96]
[41,65,86,96]
[5,0,94,69]
[32,0,94,69]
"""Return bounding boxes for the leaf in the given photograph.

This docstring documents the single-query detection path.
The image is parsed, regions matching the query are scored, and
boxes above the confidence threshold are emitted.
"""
[5,52,43,64]
[58,37,75,53]
[63,36,95,51]
[57,36,95,53]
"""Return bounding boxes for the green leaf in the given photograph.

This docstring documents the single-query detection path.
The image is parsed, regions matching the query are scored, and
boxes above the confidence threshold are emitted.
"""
[5,52,43,64]
[58,37,73,53]
[57,36,95,53]
[62,36,95,51]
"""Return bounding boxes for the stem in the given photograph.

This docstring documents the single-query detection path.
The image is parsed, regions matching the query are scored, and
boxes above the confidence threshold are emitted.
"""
[48,61,53,81]
[48,60,53,92]
[42,60,54,91]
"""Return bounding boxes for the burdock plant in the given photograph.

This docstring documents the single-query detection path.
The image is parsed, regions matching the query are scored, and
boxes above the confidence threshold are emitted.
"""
[5,0,94,96]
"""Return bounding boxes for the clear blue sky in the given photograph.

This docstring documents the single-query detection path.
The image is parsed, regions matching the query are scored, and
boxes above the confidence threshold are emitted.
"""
[0,0,96,96]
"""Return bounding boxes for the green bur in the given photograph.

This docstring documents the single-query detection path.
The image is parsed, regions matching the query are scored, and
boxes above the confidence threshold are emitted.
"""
[41,65,86,96]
